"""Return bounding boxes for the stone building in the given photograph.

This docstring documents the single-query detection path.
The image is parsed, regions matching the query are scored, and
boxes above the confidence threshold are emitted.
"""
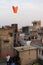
[0,24,19,58]
[22,26,33,34]
[32,20,41,31]
[14,46,38,65]
[22,20,41,33]
[22,21,42,45]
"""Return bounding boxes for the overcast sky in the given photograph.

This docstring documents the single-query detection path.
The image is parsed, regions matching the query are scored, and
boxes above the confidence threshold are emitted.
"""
[0,0,43,28]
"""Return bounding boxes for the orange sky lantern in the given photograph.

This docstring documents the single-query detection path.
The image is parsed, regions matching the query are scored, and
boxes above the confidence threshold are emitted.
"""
[12,6,18,13]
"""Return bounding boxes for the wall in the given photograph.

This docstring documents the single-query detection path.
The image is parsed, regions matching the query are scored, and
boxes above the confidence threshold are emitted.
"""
[14,46,38,65]
[0,28,14,58]
[0,24,18,59]
[19,49,38,65]
[38,48,43,60]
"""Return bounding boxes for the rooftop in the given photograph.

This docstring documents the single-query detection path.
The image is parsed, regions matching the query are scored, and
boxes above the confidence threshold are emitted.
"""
[13,46,37,52]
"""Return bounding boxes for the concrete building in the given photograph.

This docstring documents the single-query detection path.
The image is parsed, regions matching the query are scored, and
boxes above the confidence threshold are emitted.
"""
[22,21,41,33]
[0,24,19,58]
[14,46,38,65]
[22,26,33,34]
[32,20,41,31]
[19,33,31,46]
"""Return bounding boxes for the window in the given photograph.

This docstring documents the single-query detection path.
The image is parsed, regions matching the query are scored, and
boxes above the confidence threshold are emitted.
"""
[33,22,37,26]
[28,37,31,41]
[14,39,16,43]
[35,36,37,39]
[32,36,37,39]
[4,40,9,43]
[9,33,13,37]
[14,34,16,38]
[31,36,34,39]
[15,28,17,32]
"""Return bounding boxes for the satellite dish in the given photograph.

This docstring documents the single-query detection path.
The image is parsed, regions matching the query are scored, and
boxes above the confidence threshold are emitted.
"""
[12,6,18,13]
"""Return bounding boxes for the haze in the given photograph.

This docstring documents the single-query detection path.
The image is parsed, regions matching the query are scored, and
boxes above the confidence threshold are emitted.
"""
[0,0,43,28]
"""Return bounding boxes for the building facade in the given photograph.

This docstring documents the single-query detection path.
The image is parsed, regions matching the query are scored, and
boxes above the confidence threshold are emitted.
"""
[14,46,38,65]
[0,24,19,58]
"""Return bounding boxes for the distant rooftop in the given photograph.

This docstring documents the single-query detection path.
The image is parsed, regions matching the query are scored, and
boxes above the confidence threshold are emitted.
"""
[0,24,18,30]
[32,20,41,24]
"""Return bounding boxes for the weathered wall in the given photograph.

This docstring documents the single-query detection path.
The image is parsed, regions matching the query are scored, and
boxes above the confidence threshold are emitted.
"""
[0,24,18,59]
[19,49,38,65]
[14,46,38,65]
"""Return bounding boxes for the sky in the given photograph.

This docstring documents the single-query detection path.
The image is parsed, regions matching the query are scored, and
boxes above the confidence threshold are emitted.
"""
[0,0,43,28]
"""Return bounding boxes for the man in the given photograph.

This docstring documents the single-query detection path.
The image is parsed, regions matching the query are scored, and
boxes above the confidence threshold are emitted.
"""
[6,54,10,65]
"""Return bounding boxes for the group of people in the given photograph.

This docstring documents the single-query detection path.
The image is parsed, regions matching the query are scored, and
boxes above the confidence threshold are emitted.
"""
[6,54,20,65]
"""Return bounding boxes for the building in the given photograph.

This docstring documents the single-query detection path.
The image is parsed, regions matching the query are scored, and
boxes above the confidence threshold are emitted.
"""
[32,20,41,31]
[14,46,38,65]
[0,20,43,62]
[22,26,33,34]
[22,21,41,33]
[38,47,43,60]
[0,24,19,58]
[19,33,31,46]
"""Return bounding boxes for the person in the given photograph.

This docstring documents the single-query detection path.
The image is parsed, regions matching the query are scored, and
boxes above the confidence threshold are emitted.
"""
[9,56,16,65]
[13,55,20,65]
[9,56,12,65]
[15,55,20,65]
[6,54,10,65]
[11,60,15,65]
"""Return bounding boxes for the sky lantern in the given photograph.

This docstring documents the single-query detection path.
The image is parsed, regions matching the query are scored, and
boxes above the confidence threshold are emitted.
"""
[12,6,18,14]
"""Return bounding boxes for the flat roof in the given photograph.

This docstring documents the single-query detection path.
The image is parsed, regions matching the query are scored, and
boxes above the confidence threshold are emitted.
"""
[13,46,37,52]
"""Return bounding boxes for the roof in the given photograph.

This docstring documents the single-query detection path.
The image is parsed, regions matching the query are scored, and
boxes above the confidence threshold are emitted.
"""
[13,46,37,52]
[32,21,41,24]
[30,42,43,49]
